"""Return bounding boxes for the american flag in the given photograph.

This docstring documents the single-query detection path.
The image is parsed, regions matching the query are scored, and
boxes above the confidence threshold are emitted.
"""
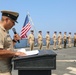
[20,15,31,39]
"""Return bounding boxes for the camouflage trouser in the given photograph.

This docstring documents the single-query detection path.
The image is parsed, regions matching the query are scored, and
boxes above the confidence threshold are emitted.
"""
[74,40,76,47]
[64,39,67,48]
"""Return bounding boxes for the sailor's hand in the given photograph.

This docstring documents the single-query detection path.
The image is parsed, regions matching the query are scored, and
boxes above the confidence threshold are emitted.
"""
[13,34,21,42]
[15,52,26,56]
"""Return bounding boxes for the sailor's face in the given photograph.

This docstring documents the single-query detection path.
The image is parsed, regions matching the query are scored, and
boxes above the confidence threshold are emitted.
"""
[6,18,15,29]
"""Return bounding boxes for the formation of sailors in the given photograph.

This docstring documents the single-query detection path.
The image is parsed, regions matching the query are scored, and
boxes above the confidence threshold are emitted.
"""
[53,31,76,50]
[28,30,76,50]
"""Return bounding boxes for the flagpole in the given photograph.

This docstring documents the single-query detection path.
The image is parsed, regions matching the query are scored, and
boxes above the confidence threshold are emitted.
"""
[27,11,38,38]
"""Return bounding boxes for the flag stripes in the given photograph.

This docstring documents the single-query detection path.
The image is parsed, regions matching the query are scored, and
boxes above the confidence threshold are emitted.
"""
[20,15,31,39]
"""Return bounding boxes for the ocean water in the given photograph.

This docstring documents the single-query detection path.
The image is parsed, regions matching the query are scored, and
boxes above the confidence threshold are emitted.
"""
[15,38,53,48]
[15,38,74,48]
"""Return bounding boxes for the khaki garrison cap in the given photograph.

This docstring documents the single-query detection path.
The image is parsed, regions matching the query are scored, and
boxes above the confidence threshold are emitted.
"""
[1,10,19,23]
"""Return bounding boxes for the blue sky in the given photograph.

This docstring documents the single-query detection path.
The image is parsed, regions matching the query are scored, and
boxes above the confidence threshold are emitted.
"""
[0,0,76,38]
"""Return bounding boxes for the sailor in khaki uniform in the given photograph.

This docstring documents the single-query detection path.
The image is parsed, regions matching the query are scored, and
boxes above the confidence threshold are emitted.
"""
[53,31,57,50]
[38,31,43,50]
[58,32,62,49]
[63,32,67,48]
[28,30,34,50]
[0,10,26,75]
[68,32,72,47]
[46,31,50,50]
[74,33,76,47]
